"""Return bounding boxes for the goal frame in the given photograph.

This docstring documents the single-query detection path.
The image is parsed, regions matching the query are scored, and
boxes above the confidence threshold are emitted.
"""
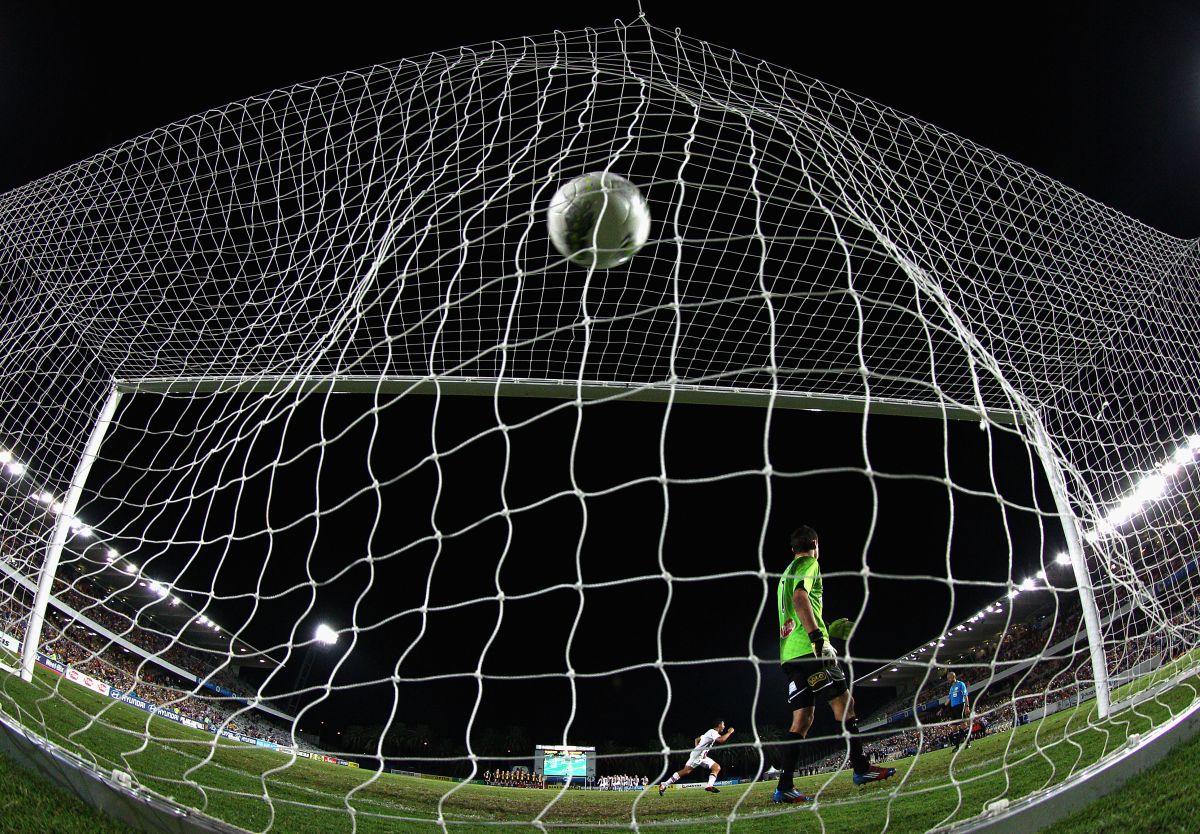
[16,375,1112,724]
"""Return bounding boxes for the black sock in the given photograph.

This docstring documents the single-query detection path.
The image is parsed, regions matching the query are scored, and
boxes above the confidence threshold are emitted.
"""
[846,717,870,775]
[777,731,804,791]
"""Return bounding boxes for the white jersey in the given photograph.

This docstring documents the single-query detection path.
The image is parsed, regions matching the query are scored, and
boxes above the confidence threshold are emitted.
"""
[690,729,720,760]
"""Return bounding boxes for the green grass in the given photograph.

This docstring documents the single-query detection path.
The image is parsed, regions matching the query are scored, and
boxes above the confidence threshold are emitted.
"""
[1,648,1198,832]
[0,745,137,834]
[1051,725,1200,834]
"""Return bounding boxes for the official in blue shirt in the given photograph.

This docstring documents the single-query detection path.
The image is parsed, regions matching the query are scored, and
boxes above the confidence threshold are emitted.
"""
[946,671,971,749]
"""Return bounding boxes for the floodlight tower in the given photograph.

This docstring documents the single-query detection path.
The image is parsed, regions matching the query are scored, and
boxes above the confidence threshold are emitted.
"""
[286,623,339,715]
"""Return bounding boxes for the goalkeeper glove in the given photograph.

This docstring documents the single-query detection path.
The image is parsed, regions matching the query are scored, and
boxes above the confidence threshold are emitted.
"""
[827,617,855,640]
[810,629,838,663]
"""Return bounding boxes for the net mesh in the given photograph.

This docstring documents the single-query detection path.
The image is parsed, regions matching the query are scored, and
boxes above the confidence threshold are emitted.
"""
[0,15,1198,833]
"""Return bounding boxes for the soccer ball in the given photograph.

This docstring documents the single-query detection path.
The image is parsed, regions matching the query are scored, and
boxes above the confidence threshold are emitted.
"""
[547,172,650,269]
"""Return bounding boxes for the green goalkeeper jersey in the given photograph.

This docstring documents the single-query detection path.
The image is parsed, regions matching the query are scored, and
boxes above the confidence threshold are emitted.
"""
[778,555,828,661]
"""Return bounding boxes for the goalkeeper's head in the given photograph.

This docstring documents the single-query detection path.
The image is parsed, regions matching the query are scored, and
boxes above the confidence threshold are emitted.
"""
[789,525,818,558]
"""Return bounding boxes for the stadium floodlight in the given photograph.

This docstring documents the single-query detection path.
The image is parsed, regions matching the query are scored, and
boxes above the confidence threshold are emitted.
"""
[35,491,52,504]
[106,548,118,560]
[1105,498,1142,528]
[123,563,136,574]
[170,596,180,606]
[0,449,10,464]
[5,462,24,477]
[315,623,339,645]
[1189,435,1200,450]
[1161,461,1181,477]
[1133,473,1166,503]
[1020,577,1035,591]
[1008,589,1020,598]
[1173,445,1193,465]
[1055,552,1072,565]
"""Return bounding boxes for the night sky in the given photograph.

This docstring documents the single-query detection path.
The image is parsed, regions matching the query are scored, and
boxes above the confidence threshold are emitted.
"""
[2,2,1196,767]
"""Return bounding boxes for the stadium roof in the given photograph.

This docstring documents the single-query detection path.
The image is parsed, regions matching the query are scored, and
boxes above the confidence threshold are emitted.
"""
[854,584,1076,690]
[60,544,280,669]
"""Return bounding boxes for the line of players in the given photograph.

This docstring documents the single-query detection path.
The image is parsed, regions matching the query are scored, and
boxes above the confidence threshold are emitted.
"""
[598,774,649,790]
[660,525,898,804]
[483,769,545,788]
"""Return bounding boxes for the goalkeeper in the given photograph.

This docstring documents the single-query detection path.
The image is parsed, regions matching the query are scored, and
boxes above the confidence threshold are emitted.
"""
[772,525,894,804]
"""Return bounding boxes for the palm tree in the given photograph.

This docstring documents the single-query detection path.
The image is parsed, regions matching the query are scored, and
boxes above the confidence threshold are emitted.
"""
[412,723,433,754]
[382,720,411,757]
[757,725,786,770]
[342,724,370,754]
[474,726,503,757]
[502,725,530,757]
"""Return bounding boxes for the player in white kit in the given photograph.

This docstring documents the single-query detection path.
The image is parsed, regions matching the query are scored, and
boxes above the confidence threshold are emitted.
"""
[658,719,735,794]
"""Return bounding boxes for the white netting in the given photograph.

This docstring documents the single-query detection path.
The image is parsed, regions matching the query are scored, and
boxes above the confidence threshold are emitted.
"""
[0,15,1198,834]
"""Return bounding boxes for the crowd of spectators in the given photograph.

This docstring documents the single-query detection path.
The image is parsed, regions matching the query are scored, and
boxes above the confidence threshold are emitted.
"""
[50,577,245,694]
[598,774,648,790]
[866,600,1090,726]
[5,571,247,692]
[1,592,26,639]
[861,711,1004,763]
[2,579,300,749]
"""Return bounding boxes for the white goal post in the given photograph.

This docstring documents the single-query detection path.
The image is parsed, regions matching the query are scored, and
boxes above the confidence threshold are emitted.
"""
[19,387,123,683]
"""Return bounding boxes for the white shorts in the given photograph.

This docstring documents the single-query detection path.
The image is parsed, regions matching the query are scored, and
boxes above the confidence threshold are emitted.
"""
[686,755,716,770]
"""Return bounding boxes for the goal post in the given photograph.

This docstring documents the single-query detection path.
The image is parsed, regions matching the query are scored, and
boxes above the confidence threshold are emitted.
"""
[111,375,1021,424]
[19,385,123,683]
[1026,413,1112,719]
[116,370,1113,722]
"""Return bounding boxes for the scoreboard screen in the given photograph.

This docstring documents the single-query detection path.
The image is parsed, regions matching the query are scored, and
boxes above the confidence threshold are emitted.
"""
[534,745,595,779]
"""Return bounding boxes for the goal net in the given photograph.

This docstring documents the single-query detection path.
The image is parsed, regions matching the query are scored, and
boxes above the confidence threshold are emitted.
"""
[0,15,1197,833]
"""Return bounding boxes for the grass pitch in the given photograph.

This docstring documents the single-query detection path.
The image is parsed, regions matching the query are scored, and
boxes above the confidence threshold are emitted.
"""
[1,649,1197,833]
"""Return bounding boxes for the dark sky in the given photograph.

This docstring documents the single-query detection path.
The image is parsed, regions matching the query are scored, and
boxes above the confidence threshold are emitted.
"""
[2,2,1190,764]
[4,2,1200,235]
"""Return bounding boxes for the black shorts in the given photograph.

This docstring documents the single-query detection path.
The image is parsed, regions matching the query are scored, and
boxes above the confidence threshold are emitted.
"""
[783,657,848,710]
[952,703,968,721]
